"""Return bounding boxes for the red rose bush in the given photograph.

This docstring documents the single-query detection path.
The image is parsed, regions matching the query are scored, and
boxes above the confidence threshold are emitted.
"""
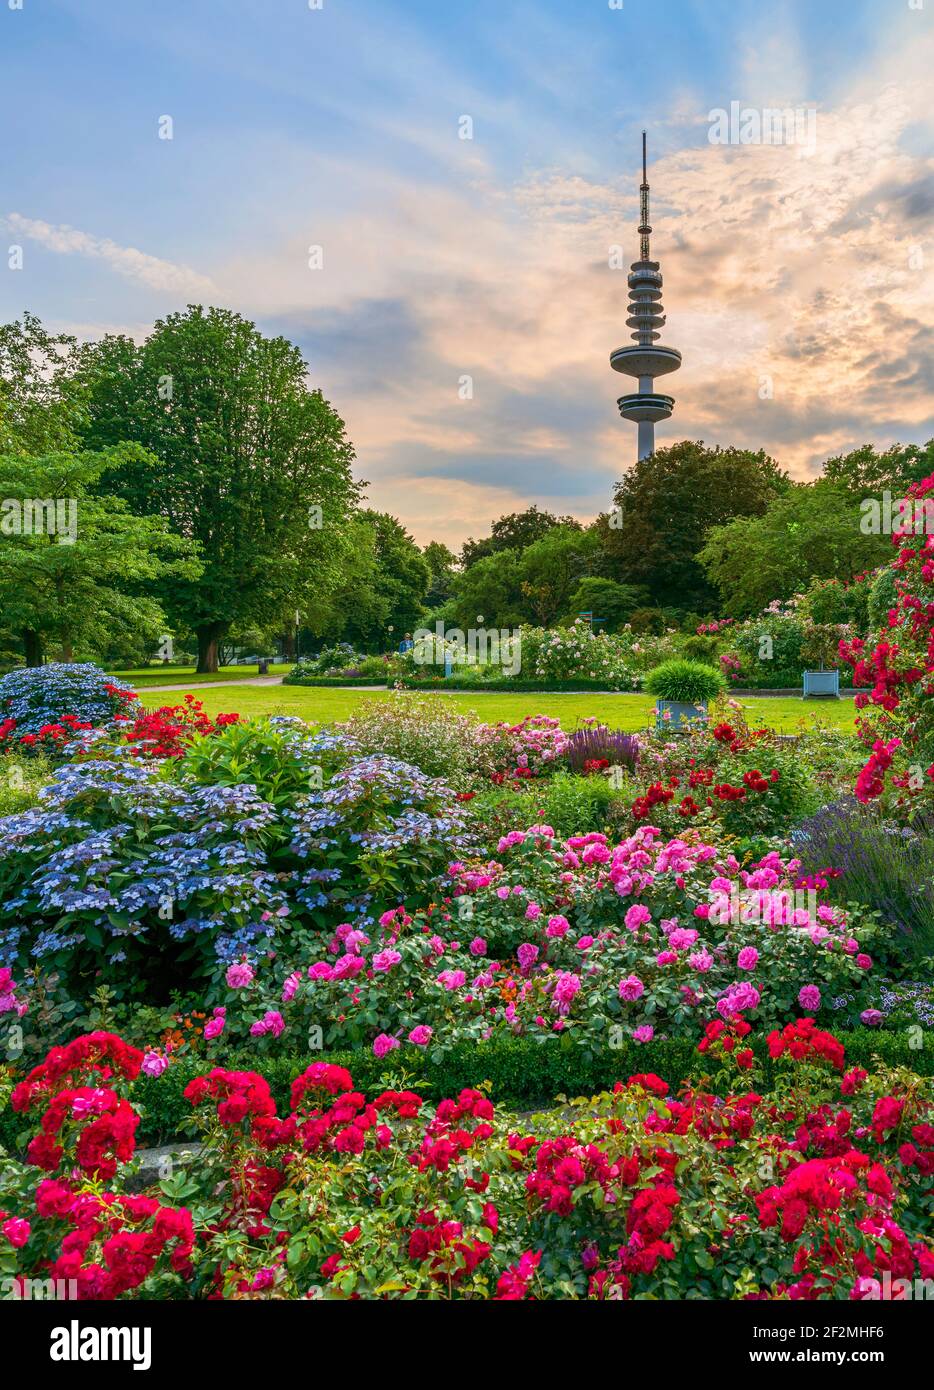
[3,1026,932,1300]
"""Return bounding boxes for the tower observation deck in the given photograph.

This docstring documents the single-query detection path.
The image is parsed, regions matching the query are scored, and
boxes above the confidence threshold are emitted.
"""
[610,132,681,460]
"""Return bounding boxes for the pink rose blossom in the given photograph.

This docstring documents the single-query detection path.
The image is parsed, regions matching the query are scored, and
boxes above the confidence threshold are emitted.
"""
[618,974,645,1003]
[225,961,254,990]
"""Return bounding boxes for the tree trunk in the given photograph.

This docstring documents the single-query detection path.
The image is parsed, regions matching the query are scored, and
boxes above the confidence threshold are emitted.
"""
[22,629,43,667]
[282,629,296,661]
[196,623,224,674]
[61,640,74,662]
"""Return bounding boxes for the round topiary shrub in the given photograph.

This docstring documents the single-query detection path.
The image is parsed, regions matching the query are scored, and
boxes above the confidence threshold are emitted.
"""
[644,658,727,704]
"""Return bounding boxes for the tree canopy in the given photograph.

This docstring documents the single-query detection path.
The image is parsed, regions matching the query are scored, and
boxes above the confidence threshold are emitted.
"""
[597,441,788,611]
[460,505,582,569]
[697,480,892,616]
[311,510,429,650]
[75,306,359,670]
[0,446,200,666]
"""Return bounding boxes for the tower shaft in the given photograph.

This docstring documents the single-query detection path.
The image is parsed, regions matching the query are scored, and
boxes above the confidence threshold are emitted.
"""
[610,132,681,462]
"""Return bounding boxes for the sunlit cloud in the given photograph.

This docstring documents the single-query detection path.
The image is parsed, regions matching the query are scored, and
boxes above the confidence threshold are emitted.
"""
[4,2,931,545]
[2,215,216,297]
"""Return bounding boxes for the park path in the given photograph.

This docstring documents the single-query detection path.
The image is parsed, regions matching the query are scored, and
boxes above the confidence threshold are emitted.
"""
[139,675,288,692]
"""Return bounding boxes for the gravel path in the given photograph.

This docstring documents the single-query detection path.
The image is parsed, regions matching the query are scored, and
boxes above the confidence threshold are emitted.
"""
[140,675,288,692]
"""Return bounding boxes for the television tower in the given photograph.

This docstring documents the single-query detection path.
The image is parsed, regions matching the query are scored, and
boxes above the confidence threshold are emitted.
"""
[611,132,681,460]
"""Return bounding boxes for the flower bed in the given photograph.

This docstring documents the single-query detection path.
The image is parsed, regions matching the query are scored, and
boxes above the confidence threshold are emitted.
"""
[0,663,139,756]
[1,1025,931,1300]
[148,819,886,1062]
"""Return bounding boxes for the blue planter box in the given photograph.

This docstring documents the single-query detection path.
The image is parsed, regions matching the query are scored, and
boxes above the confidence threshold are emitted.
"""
[803,669,840,698]
[655,698,708,732]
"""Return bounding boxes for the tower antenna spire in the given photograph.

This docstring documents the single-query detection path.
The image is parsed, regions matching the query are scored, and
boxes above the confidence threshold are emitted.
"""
[610,130,682,461]
[638,130,651,262]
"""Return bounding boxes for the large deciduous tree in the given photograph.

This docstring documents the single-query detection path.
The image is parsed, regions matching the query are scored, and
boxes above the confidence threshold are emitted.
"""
[0,313,84,457]
[595,441,788,611]
[422,540,458,610]
[460,505,581,569]
[821,440,934,497]
[76,306,359,671]
[0,447,200,665]
[697,480,892,616]
[309,510,429,651]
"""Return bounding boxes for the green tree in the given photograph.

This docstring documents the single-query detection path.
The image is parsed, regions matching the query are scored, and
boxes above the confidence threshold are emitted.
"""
[0,313,84,457]
[450,547,527,629]
[312,511,429,651]
[422,540,458,609]
[697,480,892,616]
[517,525,597,626]
[567,576,649,631]
[597,441,788,610]
[822,440,934,497]
[460,505,581,568]
[0,447,200,665]
[75,306,359,671]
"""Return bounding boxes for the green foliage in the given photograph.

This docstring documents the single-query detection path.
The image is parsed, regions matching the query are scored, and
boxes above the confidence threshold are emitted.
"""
[566,576,648,631]
[0,313,83,458]
[822,439,934,496]
[313,510,429,651]
[868,565,900,632]
[596,440,788,611]
[0,752,53,815]
[450,526,598,630]
[459,504,581,568]
[464,781,538,841]
[422,540,458,609]
[336,690,497,788]
[537,768,624,838]
[514,526,598,627]
[3,1029,928,1153]
[627,606,668,634]
[678,634,723,666]
[0,447,199,665]
[178,717,352,811]
[75,305,359,670]
[699,481,891,617]
[645,658,727,704]
[729,605,806,687]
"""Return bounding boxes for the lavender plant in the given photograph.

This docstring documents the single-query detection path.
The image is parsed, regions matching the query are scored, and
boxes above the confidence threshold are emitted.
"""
[562,724,640,776]
[794,798,934,962]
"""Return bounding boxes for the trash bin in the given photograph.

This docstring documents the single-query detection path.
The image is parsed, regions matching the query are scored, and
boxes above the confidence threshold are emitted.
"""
[257,658,270,675]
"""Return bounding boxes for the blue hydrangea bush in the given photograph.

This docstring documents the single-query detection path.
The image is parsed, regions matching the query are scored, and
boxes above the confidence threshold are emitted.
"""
[0,733,472,1002]
[0,663,140,734]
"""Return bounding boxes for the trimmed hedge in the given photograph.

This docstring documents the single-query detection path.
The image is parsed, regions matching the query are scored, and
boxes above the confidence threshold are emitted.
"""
[3,1029,930,1154]
[396,677,642,692]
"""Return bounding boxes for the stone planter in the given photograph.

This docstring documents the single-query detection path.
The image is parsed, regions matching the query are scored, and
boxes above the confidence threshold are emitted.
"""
[655,698,708,732]
[802,669,840,698]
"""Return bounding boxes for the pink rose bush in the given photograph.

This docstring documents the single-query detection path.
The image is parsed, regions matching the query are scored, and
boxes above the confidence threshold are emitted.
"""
[201,823,882,1058]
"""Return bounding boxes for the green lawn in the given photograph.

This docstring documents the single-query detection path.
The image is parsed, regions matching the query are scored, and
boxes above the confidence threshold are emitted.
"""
[108,664,292,688]
[134,682,859,734]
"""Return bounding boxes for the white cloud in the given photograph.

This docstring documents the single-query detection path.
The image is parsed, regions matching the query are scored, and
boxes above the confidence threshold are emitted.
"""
[2,214,215,296]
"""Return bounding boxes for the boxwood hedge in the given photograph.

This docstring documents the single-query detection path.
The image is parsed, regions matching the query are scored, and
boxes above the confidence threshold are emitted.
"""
[3,1029,930,1153]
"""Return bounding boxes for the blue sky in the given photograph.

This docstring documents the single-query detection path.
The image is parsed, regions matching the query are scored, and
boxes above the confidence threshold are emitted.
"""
[2,0,932,543]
